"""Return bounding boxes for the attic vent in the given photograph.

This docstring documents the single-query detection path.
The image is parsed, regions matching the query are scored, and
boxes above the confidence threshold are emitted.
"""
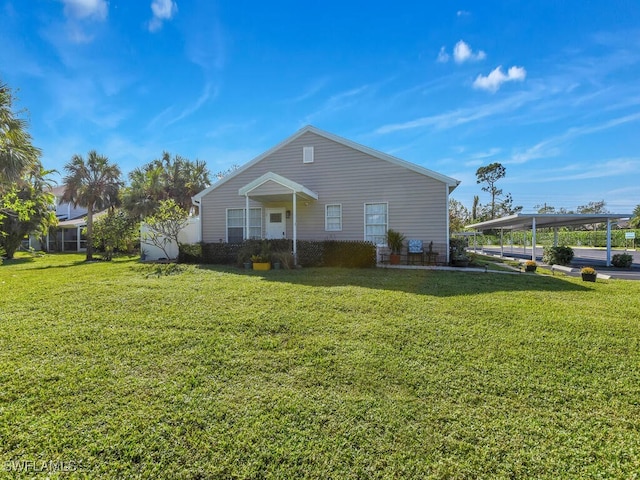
[303,146,314,164]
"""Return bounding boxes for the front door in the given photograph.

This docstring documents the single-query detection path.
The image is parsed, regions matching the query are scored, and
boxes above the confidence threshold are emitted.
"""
[265,208,286,239]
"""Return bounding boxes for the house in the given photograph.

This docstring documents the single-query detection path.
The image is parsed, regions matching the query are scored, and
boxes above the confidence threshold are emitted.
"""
[192,125,460,262]
[44,186,90,252]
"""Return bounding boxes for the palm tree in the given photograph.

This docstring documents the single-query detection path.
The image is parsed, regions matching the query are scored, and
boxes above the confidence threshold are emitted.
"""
[62,151,122,261]
[0,82,41,190]
[631,204,640,229]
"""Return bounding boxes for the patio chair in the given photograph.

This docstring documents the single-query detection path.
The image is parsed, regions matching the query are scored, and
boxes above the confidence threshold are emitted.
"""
[407,239,424,265]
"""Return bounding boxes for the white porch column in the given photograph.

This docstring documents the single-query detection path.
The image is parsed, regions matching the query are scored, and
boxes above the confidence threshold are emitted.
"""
[531,217,537,261]
[245,194,250,240]
[77,226,81,251]
[606,218,612,267]
[500,228,504,258]
[292,192,297,264]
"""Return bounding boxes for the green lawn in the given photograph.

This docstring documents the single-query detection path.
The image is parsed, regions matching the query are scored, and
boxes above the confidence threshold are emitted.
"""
[1,253,639,479]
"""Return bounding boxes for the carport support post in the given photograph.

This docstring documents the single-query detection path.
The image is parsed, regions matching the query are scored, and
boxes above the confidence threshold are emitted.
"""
[500,228,504,258]
[531,217,537,261]
[606,218,612,267]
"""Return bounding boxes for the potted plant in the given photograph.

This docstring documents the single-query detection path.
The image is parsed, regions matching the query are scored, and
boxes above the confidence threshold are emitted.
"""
[251,254,271,271]
[524,260,537,272]
[581,266,597,282]
[386,229,406,265]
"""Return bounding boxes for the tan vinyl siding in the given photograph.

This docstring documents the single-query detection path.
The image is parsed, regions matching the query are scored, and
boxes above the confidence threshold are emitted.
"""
[200,131,449,246]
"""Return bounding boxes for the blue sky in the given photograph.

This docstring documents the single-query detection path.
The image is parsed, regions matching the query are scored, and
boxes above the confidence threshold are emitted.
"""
[2,0,639,214]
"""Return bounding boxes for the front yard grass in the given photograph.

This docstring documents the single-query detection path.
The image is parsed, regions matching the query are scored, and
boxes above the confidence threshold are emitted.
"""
[1,253,640,478]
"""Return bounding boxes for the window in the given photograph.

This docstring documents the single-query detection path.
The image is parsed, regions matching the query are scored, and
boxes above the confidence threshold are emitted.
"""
[227,208,262,242]
[325,204,342,231]
[303,146,314,163]
[364,203,388,245]
[270,212,282,223]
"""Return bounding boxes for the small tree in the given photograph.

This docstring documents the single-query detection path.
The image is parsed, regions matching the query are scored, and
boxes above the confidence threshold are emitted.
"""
[0,166,57,258]
[449,198,470,233]
[142,199,188,260]
[476,162,506,220]
[91,209,139,260]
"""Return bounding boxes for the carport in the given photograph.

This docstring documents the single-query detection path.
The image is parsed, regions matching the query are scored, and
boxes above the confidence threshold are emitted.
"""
[466,213,632,266]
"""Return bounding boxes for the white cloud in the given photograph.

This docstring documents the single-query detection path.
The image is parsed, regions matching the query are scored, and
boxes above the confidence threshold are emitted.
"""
[457,10,471,17]
[473,65,526,92]
[453,40,486,63]
[437,46,450,63]
[60,0,107,21]
[148,0,178,32]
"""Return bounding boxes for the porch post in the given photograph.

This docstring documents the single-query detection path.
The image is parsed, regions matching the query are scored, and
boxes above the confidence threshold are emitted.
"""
[292,192,297,264]
[500,228,504,258]
[245,194,250,240]
[77,226,82,251]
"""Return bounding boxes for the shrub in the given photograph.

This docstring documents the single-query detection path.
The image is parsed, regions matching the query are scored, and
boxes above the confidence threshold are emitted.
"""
[180,239,376,268]
[542,245,574,266]
[178,243,202,263]
[296,241,324,267]
[323,240,376,268]
[202,242,240,264]
[449,237,469,262]
[272,251,295,269]
[581,266,596,275]
[612,253,633,268]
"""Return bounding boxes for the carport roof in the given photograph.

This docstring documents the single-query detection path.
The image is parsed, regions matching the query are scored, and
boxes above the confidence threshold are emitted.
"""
[466,213,632,231]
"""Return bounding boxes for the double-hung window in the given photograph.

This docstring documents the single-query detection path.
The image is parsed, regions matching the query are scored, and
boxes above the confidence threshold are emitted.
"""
[227,208,261,242]
[364,203,388,245]
[325,204,342,231]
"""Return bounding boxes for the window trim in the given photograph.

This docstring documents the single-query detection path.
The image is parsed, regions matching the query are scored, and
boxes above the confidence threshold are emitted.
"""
[364,202,388,246]
[226,207,262,242]
[303,146,314,164]
[325,203,343,232]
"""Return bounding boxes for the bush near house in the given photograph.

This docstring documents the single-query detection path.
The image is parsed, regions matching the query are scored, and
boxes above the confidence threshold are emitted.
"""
[178,239,376,268]
[177,243,202,263]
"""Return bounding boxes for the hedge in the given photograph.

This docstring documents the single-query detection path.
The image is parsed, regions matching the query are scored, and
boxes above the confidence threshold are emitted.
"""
[480,229,640,248]
[178,239,376,268]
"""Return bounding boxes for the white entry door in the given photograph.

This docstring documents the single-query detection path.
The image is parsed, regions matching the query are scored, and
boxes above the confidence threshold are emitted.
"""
[265,208,286,239]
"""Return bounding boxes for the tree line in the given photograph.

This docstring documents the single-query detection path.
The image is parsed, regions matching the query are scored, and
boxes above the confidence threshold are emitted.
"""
[1,81,231,261]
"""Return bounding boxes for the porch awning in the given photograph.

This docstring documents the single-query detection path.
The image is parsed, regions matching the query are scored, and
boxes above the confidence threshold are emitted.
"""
[238,172,318,203]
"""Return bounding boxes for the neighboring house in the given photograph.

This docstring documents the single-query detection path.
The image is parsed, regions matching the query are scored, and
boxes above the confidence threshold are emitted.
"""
[192,126,460,262]
[44,186,90,252]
